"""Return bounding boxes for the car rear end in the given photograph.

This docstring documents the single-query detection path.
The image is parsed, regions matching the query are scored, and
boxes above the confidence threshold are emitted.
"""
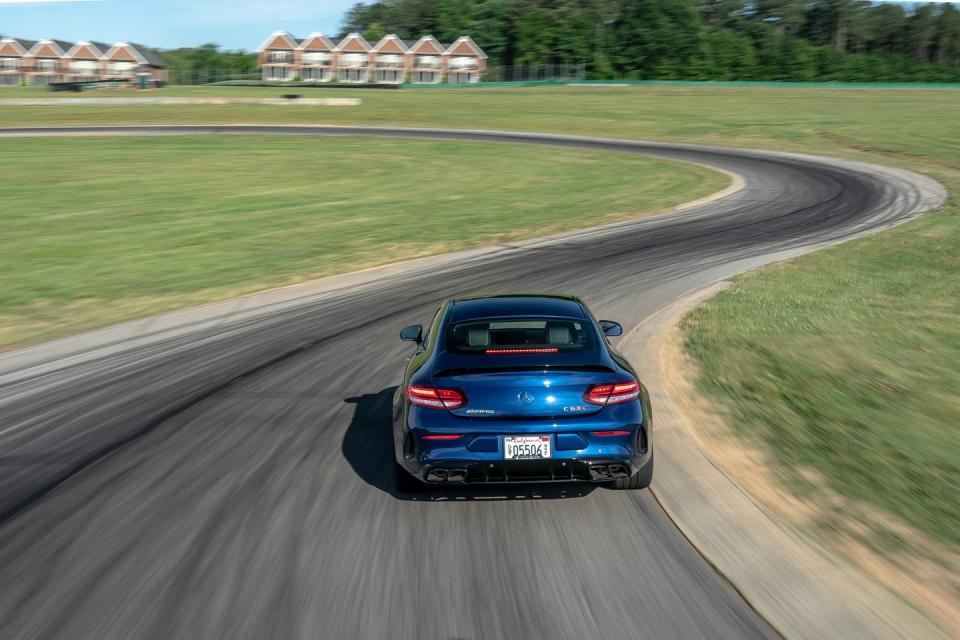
[399,313,652,486]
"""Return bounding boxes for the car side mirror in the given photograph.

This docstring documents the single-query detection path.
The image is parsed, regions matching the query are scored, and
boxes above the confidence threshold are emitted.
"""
[400,324,423,343]
[599,320,623,337]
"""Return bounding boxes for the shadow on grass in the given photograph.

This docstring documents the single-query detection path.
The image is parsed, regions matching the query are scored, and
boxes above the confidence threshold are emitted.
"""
[342,387,596,502]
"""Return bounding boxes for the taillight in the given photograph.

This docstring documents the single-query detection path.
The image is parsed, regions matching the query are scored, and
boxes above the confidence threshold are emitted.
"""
[407,385,466,410]
[583,380,640,406]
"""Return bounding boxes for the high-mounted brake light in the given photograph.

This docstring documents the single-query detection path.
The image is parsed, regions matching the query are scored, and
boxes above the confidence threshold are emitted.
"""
[407,385,466,410]
[485,347,559,355]
[583,381,640,406]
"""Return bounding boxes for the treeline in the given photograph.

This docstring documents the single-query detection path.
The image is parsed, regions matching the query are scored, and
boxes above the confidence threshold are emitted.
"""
[340,0,960,82]
[159,44,258,77]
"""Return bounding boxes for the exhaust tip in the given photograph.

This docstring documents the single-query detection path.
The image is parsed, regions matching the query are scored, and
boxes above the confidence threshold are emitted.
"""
[608,464,629,479]
[426,469,448,483]
[589,465,610,480]
[446,468,467,483]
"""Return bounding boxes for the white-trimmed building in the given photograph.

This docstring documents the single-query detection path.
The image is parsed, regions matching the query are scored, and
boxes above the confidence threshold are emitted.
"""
[257,31,487,84]
[0,36,165,86]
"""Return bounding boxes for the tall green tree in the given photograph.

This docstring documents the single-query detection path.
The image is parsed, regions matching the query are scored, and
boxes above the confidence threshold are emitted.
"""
[514,8,555,65]
[611,0,701,78]
[755,0,807,35]
[161,44,258,83]
[364,21,386,42]
[935,5,960,67]
[469,0,512,67]
[908,4,939,62]
[437,0,477,43]
[333,0,960,82]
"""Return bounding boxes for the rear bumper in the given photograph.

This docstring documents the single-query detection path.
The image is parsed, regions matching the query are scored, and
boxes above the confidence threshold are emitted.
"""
[397,398,651,485]
[399,425,652,484]
[414,454,651,485]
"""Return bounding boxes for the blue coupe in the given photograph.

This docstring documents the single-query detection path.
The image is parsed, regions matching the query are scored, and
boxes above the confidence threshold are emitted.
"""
[393,294,653,491]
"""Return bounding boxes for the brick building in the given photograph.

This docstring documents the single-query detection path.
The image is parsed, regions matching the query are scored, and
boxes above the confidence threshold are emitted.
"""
[257,31,486,84]
[0,37,166,86]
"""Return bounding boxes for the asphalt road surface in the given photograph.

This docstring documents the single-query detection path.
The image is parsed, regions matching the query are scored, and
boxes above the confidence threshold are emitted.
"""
[0,126,944,640]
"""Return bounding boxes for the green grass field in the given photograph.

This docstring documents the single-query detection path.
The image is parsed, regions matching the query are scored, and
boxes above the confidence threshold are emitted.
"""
[1,84,958,163]
[0,135,723,348]
[1,83,958,549]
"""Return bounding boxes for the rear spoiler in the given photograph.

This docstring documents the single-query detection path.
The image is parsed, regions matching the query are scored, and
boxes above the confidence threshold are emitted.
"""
[432,365,614,377]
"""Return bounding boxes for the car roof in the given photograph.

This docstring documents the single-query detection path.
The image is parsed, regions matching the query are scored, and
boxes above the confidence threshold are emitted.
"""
[447,295,587,322]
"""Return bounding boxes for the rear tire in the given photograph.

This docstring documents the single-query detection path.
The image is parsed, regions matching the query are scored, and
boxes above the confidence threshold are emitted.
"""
[611,453,653,490]
[394,462,423,493]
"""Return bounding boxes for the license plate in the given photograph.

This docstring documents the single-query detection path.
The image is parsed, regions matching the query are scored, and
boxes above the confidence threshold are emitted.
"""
[503,435,552,460]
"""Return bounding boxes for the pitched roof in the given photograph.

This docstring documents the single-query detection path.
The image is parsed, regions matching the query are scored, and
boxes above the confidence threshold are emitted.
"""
[63,41,103,59]
[297,32,334,50]
[9,37,37,53]
[100,42,141,63]
[128,43,164,67]
[334,32,373,52]
[444,36,487,59]
[371,34,409,54]
[27,39,68,57]
[257,30,299,52]
[2,36,162,65]
[409,35,445,55]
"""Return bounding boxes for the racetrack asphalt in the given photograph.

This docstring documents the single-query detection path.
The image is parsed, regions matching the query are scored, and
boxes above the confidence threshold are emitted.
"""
[0,126,946,640]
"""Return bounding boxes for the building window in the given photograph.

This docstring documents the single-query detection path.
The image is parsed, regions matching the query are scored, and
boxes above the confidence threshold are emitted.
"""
[37,59,57,73]
[415,55,440,68]
[375,69,403,83]
[302,52,330,65]
[449,56,477,69]
[268,66,289,80]
[303,68,329,81]
[450,71,479,84]
[340,68,367,82]
[1,58,18,71]
[339,53,367,67]
[377,54,403,68]
[268,51,292,63]
[71,60,98,74]
[108,61,136,77]
[413,70,439,83]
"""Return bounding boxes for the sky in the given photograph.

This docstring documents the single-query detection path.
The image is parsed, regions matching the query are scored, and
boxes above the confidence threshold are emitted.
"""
[0,0,356,50]
[2,0,958,52]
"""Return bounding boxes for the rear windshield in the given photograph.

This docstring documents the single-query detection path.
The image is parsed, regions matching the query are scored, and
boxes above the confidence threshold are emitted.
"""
[445,318,598,355]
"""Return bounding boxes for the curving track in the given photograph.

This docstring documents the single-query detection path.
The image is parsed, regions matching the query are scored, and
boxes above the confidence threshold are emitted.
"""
[0,126,946,640]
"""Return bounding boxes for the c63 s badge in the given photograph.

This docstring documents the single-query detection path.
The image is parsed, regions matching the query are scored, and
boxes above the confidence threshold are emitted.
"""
[563,405,590,412]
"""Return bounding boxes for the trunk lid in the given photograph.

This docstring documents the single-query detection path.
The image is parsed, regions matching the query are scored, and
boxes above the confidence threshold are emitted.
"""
[437,367,616,419]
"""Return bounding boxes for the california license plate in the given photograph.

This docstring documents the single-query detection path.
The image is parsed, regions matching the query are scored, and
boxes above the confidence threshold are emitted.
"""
[503,435,552,460]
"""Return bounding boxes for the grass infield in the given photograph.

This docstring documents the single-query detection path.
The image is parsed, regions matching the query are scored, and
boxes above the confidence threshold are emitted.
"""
[0,135,724,348]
